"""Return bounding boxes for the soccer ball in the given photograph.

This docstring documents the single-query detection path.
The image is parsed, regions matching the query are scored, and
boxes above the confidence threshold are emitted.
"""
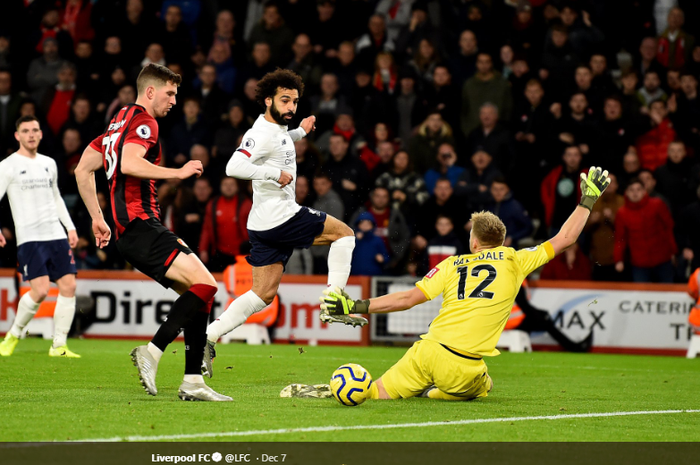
[330,363,373,406]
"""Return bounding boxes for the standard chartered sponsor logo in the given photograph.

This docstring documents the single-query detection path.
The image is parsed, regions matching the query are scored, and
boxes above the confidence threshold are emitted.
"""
[20,177,51,190]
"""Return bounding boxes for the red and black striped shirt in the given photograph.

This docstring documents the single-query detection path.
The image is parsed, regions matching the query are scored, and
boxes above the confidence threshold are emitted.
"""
[89,104,161,239]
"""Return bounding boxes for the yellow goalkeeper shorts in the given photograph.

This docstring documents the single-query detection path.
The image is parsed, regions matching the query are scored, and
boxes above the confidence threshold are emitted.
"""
[380,339,490,400]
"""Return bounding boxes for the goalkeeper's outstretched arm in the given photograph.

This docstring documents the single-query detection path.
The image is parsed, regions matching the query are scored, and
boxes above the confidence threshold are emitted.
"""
[549,166,611,257]
[364,288,428,314]
[321,287,427,316]
[549,206,591,257]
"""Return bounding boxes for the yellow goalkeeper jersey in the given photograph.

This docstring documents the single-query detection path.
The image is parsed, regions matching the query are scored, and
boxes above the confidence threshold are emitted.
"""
[416,242,555,357]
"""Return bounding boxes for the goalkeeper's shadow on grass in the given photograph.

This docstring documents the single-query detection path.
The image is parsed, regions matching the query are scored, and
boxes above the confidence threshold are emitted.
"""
[512,287,593,353]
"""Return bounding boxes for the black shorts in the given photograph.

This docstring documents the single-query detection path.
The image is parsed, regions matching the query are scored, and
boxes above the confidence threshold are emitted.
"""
[247,206,327,268]
[17,239,77,282]
[116,218,192,289]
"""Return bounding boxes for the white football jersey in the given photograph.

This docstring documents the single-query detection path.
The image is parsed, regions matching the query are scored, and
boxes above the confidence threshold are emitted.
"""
[0,152,75,245]
[227,115,306,231]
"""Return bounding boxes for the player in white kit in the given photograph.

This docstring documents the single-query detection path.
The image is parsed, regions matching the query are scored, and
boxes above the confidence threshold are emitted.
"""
[202,69,362,377]
[0,116,80,357]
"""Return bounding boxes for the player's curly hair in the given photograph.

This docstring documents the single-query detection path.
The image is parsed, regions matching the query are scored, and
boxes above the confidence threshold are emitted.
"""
[470,211,506,247]
[255,68,305,108]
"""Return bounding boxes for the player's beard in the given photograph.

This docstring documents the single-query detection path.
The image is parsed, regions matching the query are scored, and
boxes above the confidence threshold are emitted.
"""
[269,101,294,126]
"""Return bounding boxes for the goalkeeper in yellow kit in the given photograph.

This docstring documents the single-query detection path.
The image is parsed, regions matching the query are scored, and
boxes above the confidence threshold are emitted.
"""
[319,166,611,401]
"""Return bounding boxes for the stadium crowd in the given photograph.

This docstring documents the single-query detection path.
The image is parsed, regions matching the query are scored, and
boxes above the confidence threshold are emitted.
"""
[1,0,700,284]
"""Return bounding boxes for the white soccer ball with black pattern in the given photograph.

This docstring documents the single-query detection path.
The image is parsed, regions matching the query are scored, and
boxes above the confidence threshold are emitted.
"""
[330,363,373,406]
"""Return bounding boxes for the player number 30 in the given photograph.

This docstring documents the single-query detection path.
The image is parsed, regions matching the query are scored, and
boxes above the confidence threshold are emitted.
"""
[102,132,121,180]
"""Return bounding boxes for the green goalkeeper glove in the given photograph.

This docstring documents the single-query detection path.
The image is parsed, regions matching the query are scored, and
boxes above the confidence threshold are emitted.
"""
[579,166,611,210]
[321,287,370,315]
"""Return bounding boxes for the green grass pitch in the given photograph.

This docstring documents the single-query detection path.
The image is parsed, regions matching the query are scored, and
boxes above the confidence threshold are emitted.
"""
[1,338,699,442]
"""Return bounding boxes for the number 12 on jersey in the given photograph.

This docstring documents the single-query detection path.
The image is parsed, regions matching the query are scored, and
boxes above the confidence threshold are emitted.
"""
[457,264,497,300]
[102,132,121,180]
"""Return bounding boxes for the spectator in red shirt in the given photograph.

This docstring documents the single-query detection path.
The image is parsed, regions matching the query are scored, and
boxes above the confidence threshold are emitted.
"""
[373,51,398,94]
[358,122,395,174]
[540,242,592,281]
[614,178,677,283]
[32,8,73,57]
[636,99,677,172]
[199,177,252,272]
[656,7,695,69]
[540,145,587,234]
[60,0,95,46]
[42,62,77,136]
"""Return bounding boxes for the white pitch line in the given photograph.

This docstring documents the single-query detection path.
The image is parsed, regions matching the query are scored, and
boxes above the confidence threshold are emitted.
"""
[522,364,699,374]
[75,409,700,443]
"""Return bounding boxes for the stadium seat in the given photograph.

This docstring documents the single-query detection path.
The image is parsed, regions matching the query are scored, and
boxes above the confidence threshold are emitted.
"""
[496,329,532,353]
[687,334,700,359]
